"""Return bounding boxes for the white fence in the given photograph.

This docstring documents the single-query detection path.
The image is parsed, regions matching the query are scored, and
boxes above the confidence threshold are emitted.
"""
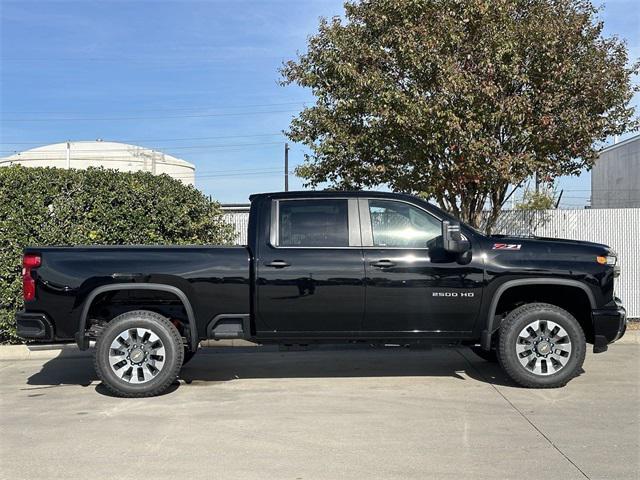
[222,207,639,318]
[222,208,250,245]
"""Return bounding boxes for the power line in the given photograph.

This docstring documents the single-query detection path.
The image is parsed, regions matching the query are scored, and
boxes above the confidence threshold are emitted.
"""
[168,168,297,179]
[1,149,285,161]
[2,57,286,66]
[196,170,297,180]
[170,167,294,177]
[0,101,309,115]
[0,133,285,145]
[0,141,284,155]
[1,109,300,122]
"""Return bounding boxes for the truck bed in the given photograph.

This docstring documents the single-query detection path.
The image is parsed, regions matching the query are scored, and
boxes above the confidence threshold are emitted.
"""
[23,245,251,341]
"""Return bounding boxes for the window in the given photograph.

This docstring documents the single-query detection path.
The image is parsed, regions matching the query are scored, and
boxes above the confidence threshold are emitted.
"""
[278,199,349,247]
[369,199,441,248]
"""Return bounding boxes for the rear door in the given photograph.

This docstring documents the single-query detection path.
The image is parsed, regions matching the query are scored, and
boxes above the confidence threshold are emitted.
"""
[360,198,483,336]
[256,197,365,337]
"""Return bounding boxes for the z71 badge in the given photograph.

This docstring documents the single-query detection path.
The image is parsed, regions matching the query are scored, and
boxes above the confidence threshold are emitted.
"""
[492,243,522,250]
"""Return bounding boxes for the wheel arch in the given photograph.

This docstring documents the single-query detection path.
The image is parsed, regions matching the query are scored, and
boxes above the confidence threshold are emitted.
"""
[76,283,198,351]
[481,278,595,350]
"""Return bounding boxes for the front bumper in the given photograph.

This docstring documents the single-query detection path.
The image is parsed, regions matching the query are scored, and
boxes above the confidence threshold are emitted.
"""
[592,300,627,353]
[15,311,54,341]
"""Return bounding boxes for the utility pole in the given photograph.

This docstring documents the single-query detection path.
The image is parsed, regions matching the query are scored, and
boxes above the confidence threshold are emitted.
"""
[284,142,289,192]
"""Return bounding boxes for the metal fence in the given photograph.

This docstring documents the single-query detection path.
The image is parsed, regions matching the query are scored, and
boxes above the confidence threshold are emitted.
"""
[222,207,250,245]
[222,206,639,318]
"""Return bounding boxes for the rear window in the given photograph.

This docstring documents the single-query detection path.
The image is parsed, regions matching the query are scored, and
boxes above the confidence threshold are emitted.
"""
[278,199,349,247]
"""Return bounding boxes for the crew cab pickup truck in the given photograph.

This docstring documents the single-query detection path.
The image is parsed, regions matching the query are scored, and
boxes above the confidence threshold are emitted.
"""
[17,191,627,397]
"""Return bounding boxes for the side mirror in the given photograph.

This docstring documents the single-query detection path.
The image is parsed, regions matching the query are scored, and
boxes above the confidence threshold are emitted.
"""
[442,220,470,254]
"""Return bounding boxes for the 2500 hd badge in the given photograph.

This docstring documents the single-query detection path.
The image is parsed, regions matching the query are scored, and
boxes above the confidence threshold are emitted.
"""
[433,292,475,297]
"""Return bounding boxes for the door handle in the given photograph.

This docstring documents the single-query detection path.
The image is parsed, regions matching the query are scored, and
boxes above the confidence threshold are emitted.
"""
[265,260,290,268]
[370,259,396,268]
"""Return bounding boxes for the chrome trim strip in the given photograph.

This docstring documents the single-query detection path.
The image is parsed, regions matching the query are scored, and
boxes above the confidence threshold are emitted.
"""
[348,198,361,247]
[358,198,373,247]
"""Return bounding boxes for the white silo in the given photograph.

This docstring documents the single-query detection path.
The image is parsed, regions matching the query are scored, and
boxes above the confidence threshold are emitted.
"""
[0,140,195,185]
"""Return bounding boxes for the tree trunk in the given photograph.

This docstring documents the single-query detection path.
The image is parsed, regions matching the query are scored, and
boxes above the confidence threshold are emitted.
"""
[484,183,510,234]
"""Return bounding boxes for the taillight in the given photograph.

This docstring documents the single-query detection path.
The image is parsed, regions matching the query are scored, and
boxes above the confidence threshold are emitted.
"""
[22,254,41,301]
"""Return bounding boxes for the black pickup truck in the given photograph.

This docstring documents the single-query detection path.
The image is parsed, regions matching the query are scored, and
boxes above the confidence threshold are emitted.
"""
[17,191,627,396]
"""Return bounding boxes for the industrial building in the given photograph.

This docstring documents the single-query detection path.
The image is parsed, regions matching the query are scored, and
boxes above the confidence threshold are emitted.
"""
[591,134,640,208]
[0,140,195,185]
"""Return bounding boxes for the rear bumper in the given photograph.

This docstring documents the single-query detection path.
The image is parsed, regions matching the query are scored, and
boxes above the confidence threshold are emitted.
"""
[592,300,627,353]
[15,311,54,341]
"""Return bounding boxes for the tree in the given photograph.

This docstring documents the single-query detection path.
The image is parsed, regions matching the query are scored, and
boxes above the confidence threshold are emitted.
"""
[281,0,638,231]
[515,189,557,211]
[0,166,234,342]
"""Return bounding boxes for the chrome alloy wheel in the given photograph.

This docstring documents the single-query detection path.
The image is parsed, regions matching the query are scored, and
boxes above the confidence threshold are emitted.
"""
[515,320,572,376]
[108,328,166,384]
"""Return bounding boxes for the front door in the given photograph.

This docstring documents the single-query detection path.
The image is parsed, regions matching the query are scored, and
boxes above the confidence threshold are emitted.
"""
[361,198,483,336]
[256,197,365,337]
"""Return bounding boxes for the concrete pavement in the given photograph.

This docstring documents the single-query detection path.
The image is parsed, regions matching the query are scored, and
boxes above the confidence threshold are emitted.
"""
[0,345,638,480]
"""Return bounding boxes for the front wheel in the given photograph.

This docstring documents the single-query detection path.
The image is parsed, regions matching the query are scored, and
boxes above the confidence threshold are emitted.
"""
[94,310,184,397]
[497,303,586,388]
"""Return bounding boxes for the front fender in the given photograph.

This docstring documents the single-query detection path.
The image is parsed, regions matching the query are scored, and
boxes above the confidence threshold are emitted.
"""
[480,278,596,350]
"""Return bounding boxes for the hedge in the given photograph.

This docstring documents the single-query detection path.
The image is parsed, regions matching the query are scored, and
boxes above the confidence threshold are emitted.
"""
[0,166,235,343]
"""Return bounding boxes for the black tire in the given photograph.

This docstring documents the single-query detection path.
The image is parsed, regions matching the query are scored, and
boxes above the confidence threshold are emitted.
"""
[470,346,498,363]
[94,310,184,397]
[497,303,586,388]
[182,347,197,365]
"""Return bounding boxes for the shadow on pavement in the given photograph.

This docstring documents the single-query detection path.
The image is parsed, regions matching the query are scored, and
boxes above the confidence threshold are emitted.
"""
[180,346,517,384]
[24,350,97,389]
[24,345,523,395]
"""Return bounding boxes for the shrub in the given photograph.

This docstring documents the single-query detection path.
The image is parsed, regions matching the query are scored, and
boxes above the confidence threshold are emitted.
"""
[0,166,235,343]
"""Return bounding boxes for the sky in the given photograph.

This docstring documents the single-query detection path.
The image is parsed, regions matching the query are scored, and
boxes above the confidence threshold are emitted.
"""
[1,0,638,206]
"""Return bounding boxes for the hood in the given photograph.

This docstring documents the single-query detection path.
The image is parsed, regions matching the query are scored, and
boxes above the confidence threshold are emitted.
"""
[488,234,611,254]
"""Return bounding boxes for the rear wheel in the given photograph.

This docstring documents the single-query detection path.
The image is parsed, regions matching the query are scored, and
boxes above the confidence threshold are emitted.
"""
[497,303,586,388]
[94,310,184,397]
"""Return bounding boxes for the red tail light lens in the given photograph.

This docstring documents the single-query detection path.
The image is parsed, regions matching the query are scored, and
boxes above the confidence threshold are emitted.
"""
[22,254,41,301]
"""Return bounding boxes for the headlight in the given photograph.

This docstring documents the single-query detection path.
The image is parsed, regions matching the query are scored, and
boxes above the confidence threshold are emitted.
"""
[596,255,617,266]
